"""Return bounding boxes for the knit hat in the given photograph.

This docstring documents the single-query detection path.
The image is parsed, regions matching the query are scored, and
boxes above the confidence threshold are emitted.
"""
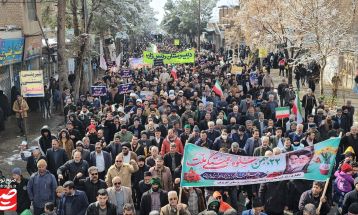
[184,124,191,129]
[150,177,161,187]
[341,163,353,173]
[121,142,131,148]
[193,125,200,132]
[11,167,21,176]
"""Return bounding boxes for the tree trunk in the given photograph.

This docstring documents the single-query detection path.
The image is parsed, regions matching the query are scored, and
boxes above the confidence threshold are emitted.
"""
[71,0,80,36]
[73,39,87,100]
[57,0,69,112]
[320,60,326,96]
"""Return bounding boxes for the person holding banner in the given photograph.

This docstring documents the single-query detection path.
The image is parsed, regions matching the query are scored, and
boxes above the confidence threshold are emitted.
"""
[298,181,330,215]
[159,191,190,215]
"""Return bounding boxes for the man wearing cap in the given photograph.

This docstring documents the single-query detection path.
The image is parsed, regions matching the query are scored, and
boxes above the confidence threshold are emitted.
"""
[151,128,164,151]
[11,167,31,214]
[46,138,69,178]
[146,146,160,167]
[164,143,183,176]
[181,104,195,126]
[27,159,57,215]
[20,147,47,176]
[119,142,138,163]
[168,108,181,128]
[343,177,358,214]
[140,177,169,215]
[115,125,133,143]
[149,156,172,192]
[72,141,91,163]
[137,171,152,208]
[105,154,138,187]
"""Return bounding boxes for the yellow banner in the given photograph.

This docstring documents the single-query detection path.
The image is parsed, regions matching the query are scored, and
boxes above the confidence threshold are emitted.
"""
[259,48,268,58]
[231,65,243,74]
[174,39,180,46]
[20,70,44,97]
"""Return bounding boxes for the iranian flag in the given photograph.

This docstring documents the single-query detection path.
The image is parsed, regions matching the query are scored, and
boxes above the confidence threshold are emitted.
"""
[212,80,223,97]
[275,107,290,119]
[292,90,304,124]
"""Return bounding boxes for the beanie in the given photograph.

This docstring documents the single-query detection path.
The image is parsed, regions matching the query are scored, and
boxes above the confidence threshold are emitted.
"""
[11,167,21,176]
[348,202,358,214]
[341,163,353,173]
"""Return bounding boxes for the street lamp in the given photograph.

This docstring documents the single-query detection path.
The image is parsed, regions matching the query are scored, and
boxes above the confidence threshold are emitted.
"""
[198,0,201,52]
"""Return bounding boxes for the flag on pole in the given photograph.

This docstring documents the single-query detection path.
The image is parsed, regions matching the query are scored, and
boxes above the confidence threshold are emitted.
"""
[171,67,178,80]
[275,107,290,119]
[292,90,303,124]
[212,80,223,97]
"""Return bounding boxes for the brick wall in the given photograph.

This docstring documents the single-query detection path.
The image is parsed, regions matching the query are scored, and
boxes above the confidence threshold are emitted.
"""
[0,0,25,27]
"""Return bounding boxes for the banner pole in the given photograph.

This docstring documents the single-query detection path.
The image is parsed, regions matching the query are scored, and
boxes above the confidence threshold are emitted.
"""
[177,187,182,215]
[316,178,330,215]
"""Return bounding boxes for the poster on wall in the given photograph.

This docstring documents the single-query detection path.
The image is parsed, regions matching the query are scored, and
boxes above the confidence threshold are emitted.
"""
[23,36,42,60]
[0,38,24,66]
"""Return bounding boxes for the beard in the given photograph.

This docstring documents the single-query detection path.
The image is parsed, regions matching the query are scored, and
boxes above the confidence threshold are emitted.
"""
[152,186,159,192]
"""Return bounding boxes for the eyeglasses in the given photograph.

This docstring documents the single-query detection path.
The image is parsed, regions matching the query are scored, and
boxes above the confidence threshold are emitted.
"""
[91,173,98,175]
[114,182,121,185]
[115,160,123,163]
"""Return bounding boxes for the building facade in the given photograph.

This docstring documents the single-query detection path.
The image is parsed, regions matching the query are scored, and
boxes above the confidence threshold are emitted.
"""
[0,0,42,99]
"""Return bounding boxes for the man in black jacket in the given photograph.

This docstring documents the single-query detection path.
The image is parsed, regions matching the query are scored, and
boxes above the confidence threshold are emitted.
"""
[11,167,31,214]
[46,139,68,178]
[132,156,150,208]
[20,148,47,176]
[75,166,107,203]
[38,125,57,155]
[299,181,330,215]
[163,143,182,176]
[58,151,89,182]
[342,177,358,214]
[140,177,168,215]
[58,181,89,215]
[86,189,116,215]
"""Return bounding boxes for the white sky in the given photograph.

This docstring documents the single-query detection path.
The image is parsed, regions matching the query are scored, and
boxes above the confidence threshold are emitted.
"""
[150,0,239,24]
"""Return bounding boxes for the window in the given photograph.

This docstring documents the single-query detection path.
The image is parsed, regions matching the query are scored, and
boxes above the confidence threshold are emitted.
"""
[27,0,37,21]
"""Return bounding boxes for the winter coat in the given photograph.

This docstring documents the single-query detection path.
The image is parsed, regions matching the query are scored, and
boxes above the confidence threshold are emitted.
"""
[140,189,168,215]
[58,129,74,159]
[244,137,262,156]
[46,148,68,176]
[213,191,232,213]
[89,151,112,173]
[161,137,184,155]
[259,181,288,213]
[12,97,29,118]
[11,176,31,214]
[298,190,330,215]
[343,189,358,214]
[105,162,139,187]
[107,186,134,209]
[212,136,233,152]
[57,190,89,215]
[57,159,89,181]
[149,166,173,191]
[27,170,57,208]
[39,125,57,155]
[86,202,116,215]
[75,177,107,203]
[334,170,354,193]
[198,197,221,215]
[20,153,47,175]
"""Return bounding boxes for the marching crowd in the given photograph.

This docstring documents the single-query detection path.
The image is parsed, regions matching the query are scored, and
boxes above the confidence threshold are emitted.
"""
[3,39,358,215]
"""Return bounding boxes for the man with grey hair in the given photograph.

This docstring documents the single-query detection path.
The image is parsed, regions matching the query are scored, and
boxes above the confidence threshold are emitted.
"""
[160,190,190,215]
[303,203,316,215]
[253,136,272,156]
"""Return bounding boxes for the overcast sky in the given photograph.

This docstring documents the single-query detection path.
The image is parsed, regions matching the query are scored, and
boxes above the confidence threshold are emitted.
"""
[150,0,239,24]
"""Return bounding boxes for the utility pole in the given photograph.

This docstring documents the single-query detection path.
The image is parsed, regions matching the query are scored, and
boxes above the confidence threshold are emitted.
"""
[198,0,201,53]
[57,0,69,112]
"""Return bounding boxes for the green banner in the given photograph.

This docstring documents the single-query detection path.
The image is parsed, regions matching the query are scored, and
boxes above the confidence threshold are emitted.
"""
[181,137,340,187]
[143,49,195,65]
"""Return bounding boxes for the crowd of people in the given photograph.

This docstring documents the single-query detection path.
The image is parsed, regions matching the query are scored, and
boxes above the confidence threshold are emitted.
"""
[2,37,358,215]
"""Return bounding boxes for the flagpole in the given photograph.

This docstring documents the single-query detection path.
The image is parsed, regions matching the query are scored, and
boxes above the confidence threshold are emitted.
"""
[177,187,183,215]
